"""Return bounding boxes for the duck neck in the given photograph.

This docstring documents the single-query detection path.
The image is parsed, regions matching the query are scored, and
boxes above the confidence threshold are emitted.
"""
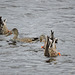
[44,36,50,57]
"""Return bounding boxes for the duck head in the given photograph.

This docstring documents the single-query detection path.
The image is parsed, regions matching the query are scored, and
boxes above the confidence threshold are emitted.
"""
[6,28,19,39]
[40,35,46,42]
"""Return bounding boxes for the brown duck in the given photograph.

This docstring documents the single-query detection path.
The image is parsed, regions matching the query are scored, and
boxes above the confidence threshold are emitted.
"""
[0,16,10,35]
[40,30,58,49]
[6,28,39,43]
[40,30,61,57]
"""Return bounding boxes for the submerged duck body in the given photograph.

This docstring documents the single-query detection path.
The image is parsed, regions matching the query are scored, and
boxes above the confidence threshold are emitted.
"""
[48,38,58,57]
[16,38,38,43]
[45,36,60,57]
[6,28,39,43]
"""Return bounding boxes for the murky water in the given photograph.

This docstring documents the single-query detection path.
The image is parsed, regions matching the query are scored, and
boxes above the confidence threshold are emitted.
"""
[0,0,75,75]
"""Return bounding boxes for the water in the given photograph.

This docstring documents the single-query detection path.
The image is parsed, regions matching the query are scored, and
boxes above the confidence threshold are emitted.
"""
[0,0,75,75]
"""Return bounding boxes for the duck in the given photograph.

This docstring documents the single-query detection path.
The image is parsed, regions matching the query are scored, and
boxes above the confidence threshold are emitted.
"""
[6,28,39,43]
[0,16,11,35]
[43,36,61,57]
[40,30,61,57]
[40,30,58,49]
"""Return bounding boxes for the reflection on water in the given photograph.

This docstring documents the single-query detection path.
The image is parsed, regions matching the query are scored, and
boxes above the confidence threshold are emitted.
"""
[0,0,75,75]
[45,58,56,64]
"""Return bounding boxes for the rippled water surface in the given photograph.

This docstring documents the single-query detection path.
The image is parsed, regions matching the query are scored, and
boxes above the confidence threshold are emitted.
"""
[0,0,75,75]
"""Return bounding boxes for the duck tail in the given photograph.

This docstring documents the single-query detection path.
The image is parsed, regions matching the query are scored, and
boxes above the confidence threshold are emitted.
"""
[50,30,54,40]
[32,37,39,41]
